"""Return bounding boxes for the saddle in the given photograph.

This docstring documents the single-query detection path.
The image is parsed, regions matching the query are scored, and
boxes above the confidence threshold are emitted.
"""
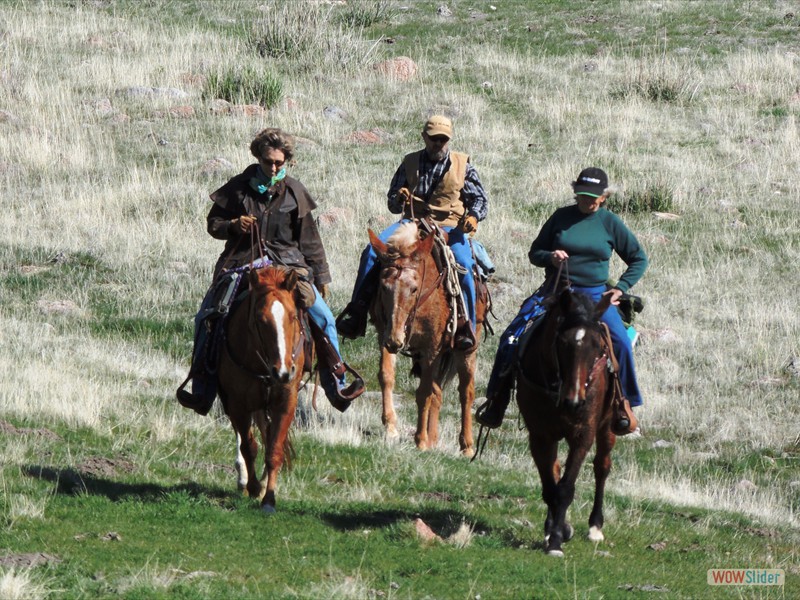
[417,218,491,345]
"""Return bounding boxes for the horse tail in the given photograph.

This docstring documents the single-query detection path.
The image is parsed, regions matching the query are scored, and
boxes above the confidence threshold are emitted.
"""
[438,352,457,388]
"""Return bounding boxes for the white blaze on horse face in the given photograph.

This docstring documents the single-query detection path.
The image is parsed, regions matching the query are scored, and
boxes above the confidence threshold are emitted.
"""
[270,300,288,376]
[575,328,586,344]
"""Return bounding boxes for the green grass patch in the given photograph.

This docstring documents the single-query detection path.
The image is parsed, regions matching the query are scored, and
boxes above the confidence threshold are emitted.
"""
[203,66,283,108]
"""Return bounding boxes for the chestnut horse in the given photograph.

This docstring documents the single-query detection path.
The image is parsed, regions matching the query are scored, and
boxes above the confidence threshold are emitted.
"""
[217,266,304,513]
[516,287,616,556]
[368,221,484,456]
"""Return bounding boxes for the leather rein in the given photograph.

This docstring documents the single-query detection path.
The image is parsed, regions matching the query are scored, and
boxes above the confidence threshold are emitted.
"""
[221,222,305,390]
[516,264,612,407]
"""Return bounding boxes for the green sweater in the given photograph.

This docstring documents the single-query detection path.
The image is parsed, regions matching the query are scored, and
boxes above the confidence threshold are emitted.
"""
[528,205,648,292]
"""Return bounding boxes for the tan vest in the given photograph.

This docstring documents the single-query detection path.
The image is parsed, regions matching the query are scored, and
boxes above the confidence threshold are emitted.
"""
[402,151,469,228]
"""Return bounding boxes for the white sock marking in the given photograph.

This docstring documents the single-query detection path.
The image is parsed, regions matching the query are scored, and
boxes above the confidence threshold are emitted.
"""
[235,432,247,488]
[588,526,604,542]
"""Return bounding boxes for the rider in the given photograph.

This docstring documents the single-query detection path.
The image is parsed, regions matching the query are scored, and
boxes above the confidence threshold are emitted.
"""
[336,115,489,351]
[177,127,365,415]
[475,167,648,434]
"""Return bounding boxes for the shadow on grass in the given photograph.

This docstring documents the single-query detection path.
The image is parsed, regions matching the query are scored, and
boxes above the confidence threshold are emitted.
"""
[22,464,230,503]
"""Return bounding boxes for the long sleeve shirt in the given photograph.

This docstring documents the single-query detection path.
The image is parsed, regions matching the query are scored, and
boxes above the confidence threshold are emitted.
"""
[528,205,647,292]
[386,149,489,221]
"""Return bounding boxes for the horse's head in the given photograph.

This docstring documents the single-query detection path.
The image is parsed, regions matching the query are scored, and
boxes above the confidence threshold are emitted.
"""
[369,223,436,353]
[548,289,610,411]
[248,267,303,384]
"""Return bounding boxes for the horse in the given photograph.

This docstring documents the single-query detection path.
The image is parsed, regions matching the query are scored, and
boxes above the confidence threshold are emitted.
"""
[216,265,305,513]
[516,287,616,556]
[368,221,485,456]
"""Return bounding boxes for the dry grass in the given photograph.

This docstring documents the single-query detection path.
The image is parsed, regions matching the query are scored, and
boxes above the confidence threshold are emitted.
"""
[1,1,798,540]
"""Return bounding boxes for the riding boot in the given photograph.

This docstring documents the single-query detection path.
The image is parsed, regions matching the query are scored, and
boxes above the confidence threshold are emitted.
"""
[308,321,365,412]
[475,374,514,429]
[611,396,638,436]
[336,300,369,340]
[336,266,378,339]
[176,316,219,416]
[453,319,477,352]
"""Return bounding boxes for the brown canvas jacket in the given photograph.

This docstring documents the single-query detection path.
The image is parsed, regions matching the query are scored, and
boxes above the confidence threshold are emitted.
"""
[207,164,331,286]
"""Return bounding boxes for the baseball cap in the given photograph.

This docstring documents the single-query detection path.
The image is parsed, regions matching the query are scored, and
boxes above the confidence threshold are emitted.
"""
[573,167,608,197]
[423,115,452,139]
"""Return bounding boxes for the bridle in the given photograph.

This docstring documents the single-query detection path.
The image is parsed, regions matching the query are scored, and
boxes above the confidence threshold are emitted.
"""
[518,308,611,408]
[222,222,304,393]
[380,239,446,352]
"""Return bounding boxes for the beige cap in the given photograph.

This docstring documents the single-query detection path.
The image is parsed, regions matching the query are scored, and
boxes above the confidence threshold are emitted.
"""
[423,115,453,139]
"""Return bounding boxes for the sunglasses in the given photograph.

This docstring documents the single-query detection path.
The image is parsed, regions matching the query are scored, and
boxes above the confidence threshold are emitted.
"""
[260,158,285,168]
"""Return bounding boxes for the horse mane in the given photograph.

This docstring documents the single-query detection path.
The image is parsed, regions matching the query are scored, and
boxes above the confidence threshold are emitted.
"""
[385,222,420,259]
[251,267,286,295]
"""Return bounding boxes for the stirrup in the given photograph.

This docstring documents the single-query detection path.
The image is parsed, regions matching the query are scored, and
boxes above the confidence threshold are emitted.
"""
[176,378,214,416]
[474,397,504,429]
[453,322,477,352]
[611,398,638,436]
[319,362,365,413]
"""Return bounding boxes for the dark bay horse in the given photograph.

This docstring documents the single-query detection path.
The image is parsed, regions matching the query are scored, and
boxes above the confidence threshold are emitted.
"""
[368,221,485,456]
[217,266,305,513]
[516,287,616,556]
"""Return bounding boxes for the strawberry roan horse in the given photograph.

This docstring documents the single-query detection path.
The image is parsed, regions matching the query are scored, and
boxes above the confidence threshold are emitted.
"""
[217,266,304,513]
[516,288,616,556]
[368,222,484,456]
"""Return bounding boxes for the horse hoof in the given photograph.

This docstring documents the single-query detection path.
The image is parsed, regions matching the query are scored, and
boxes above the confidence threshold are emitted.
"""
[462,447,475,459]
[261,503,276,515]
[546,548,564,558]
[588,526,604,542]
[385,426,399,442]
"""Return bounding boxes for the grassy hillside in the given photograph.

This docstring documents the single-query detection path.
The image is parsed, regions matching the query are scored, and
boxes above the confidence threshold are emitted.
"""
[1,1,798,598]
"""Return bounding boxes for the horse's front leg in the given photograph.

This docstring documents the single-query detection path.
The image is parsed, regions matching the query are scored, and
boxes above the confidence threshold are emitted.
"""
[414,364,438,450]
[230,412,260,500]
[260,389,297,514]
[378,348,398,440]
[588,425,616,542]
[455,351,477,457]
[546,440,590,556]
[529,434,561,549]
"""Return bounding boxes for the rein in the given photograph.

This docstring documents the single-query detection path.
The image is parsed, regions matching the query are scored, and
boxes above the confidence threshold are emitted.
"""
[222,221,304,397]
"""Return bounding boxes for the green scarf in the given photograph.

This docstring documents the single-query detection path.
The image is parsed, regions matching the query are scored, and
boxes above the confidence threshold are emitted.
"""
[249,166,287,195]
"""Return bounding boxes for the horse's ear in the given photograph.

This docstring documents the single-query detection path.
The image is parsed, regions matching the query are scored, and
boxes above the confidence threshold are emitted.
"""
[558,287,574,312]
[283,268,298,292]
[369,229,388,257]
[416,231,435,255]
[594,290,613,319]
[249,268,261,286]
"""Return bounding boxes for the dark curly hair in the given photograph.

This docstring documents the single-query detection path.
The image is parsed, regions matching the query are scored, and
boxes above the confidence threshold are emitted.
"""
[249,128,295,162]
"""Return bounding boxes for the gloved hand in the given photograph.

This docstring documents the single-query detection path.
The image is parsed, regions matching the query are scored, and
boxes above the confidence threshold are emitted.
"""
[458,215,478,233]
[231,215,257,234]
[319,283,330,300]
[397,187,412,205]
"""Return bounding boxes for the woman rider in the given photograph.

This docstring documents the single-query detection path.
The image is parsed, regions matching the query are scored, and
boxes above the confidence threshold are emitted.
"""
[177,127,364,415]
[475,167,647,434]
